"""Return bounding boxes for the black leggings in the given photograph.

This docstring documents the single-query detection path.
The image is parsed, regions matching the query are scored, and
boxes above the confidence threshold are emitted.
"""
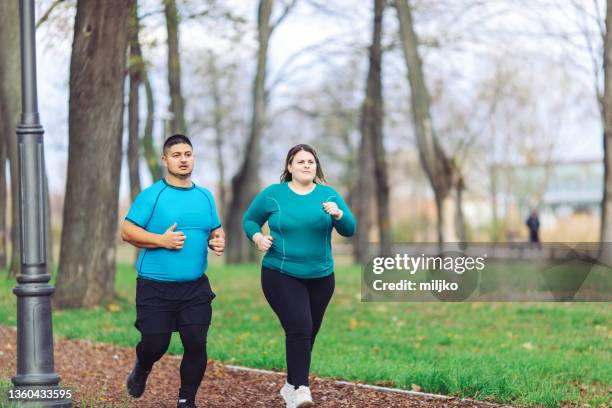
[136,324,209,399]
[261,267,335,387]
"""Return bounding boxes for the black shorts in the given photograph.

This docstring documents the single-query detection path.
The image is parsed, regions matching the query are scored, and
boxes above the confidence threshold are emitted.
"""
[135,273,216,334]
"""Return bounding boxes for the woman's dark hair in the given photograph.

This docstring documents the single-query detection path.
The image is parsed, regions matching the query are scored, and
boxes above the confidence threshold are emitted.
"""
[280,144,326,183]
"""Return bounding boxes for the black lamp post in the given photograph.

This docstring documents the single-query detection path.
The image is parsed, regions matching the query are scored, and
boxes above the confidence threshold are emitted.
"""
[11,0,71,406]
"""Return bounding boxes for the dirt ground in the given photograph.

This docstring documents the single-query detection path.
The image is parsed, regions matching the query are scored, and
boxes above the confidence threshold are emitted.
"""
[0,326,511,407]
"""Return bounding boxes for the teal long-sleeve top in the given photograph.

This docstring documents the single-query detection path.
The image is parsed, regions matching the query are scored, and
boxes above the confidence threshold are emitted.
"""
[243,182,357,278]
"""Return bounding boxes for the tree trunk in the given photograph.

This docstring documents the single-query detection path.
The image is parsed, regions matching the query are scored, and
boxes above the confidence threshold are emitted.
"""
[0,0,22,277]
[44,169,53,271]
[0,141,6,271]
[354,0,387,262]
[489,163,499,241]
[55,0,133,308]
[354,103,375,263]
[370,0,391,255]
[601,0,612,243]
[395,0,458,243]
[226,0,274,263]
[209,55,227,212]
[128,2,142,202]
[454,174,467,242]
[142,74,162,181]
[0,12,9,271]
[164,0,186,135]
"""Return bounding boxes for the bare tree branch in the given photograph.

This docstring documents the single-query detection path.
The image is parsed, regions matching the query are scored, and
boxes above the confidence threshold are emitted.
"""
[592,0,605,38]
[270,0,297,33]
[267,36,340,94]
[139,8,165,20]
[36,0,68,29]
[301,0,354,20]
[569,0,604,107]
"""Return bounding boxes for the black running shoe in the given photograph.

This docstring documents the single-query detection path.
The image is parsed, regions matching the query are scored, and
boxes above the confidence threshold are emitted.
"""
[176,397,197,408]
[126,360,151,398]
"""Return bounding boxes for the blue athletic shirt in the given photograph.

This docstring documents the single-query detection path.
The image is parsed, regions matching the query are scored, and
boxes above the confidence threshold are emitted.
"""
[125,178,221,282]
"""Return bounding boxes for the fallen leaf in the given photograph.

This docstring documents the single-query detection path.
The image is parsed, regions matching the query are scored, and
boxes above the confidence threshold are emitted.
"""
[106,303,120,312]
[522,342,535,351]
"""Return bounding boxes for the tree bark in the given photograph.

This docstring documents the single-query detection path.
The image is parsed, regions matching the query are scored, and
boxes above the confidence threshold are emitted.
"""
[0,0,22,277]
[44,169,53,270]
[226,0,274,263]
[354,101,375,262]
[354,0,388,262]
[454,174,467,242]
[0,138,6,271]
[395,0,460,243]
[128,2,142,202]
[209,55,227,212]
[164,0,186,135]
[489,163,499,241]
[369,0,391,255]
[55,0,133,308]
[601,0,612,243]
[142,74,162,181]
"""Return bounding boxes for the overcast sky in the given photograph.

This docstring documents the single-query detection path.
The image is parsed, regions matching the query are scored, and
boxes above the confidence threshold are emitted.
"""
[31,0,603,199]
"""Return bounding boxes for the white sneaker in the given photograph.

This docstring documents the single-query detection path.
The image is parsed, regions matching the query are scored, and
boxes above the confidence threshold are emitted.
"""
[280,382,296,408]
[293,386,314,408]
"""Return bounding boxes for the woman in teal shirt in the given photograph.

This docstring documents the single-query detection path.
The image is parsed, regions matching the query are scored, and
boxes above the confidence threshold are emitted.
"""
[243,144,356,408]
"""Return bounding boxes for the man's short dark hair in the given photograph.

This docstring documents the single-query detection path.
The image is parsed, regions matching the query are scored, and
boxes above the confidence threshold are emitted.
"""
[163,134,192,154]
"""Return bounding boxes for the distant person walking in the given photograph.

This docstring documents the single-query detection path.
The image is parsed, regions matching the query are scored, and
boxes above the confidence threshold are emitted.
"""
[243,144,356,408]
[121,134,225,408]
[526,209,541,245]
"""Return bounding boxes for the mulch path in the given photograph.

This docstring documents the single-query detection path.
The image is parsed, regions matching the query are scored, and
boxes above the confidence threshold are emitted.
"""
[0,325,511,407]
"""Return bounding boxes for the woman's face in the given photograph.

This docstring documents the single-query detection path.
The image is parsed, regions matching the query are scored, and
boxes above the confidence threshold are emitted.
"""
[288,150,317,184]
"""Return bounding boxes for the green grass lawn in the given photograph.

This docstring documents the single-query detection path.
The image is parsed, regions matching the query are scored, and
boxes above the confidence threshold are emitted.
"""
[0,263,610,407]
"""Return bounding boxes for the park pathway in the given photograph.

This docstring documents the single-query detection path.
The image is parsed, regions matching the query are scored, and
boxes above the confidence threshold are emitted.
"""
[0,326,512,408]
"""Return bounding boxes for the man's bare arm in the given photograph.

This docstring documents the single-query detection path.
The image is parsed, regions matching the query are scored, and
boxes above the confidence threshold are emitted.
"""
[121,220,185,250]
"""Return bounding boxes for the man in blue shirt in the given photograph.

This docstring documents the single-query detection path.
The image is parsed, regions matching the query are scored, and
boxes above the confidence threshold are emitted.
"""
[121,134,224,408]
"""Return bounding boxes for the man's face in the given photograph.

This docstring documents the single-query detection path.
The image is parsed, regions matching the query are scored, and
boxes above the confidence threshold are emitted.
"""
[162,143,194,179]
